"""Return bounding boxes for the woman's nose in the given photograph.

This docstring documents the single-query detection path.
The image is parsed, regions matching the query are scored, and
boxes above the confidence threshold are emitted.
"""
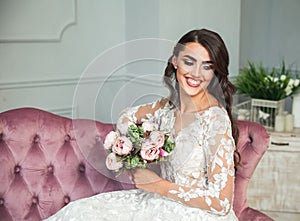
[191,65,202,77]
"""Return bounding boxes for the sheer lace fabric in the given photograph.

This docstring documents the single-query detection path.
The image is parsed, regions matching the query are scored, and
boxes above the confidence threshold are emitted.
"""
[45,100,238,221]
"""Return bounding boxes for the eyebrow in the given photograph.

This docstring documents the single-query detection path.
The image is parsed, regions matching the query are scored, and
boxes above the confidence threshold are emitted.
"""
[183,55,197,62]
[183,55,213,64]
[202,60,213,64]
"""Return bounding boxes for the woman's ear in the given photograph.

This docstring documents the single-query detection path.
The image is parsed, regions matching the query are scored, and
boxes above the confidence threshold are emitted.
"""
[171,56,177,69]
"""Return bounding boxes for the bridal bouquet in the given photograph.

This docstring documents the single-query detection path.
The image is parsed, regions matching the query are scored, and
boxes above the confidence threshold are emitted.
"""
[103,121,174,176]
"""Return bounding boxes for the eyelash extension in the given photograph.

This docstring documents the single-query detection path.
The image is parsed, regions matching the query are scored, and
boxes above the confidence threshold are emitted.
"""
[182,58,213,70]
[183,60,194,66]
[202,65,213,70]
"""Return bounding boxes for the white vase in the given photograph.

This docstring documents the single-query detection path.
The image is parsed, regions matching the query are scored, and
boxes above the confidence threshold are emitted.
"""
[292,93,300,128]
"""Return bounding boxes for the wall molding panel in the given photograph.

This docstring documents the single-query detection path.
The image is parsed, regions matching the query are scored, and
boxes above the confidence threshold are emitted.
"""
[0,0,77,43]
[0,74,164,90]
[49,106,76,118]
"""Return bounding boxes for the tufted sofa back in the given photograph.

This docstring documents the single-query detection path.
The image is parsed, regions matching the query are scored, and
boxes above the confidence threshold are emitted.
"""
[234,120,274,220]
[0,108,273,220]
[0,108,134,221]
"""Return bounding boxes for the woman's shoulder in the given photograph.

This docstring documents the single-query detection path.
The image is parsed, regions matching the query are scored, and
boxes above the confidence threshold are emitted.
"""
[137,97,169,111]
[125,98,170,122]
[208,105,227,115]
[197,104,226,116]
[121,97,169,112]
[197,106,230,123]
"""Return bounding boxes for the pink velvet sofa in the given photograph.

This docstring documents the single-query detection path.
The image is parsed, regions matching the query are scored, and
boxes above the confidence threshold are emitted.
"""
[0,107,274,221]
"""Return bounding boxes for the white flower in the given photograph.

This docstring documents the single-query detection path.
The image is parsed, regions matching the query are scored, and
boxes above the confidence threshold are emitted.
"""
[294,79,300,87]
[288,79,295,86]
[105,153,123,171]
[285,84,293,96]
[104,131,117,150]
[280,74,287,81]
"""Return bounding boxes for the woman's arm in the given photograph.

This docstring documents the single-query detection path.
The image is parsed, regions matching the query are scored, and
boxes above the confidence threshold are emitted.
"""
[116,98,168,135]
[133,109,236,216]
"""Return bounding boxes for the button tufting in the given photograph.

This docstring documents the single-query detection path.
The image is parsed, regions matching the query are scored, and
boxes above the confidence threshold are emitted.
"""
[33,134,40,143]
[14,165,21,174]
[47,165,54,174]
[32,196,38,205]
[0,198,4,206]
[64,134,71,142]
[0,133,3,140]
[64,195,70,204]
[249,136,253,143]
[78,163,85,173]
[95,135,102,143]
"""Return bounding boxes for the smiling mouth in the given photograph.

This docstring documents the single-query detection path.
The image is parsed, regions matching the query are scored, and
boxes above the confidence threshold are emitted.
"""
[186,77,202,87]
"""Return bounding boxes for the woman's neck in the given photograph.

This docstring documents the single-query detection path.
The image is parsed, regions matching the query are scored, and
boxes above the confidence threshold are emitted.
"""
[178,89,218,114]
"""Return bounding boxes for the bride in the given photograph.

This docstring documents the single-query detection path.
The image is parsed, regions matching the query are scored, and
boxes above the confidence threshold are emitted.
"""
[45,29,239,221]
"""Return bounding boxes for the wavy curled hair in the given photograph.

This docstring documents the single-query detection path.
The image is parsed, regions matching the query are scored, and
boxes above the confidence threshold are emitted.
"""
[163,29,240,165]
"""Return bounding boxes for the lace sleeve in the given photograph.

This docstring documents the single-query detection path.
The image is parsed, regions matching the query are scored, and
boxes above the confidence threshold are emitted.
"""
[116,98,168,135]
[168,108,236,215]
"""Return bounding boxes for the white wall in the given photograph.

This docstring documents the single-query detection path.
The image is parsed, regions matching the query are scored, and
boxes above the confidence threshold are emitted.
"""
[159,0,241,77]
[239,0,300,112]
[115,0,241,123]
[0,0,126,120]
[0,0,241,123]
[240,0,300,70]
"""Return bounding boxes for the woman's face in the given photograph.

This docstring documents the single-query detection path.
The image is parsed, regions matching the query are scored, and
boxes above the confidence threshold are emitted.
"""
[172,42,214,98]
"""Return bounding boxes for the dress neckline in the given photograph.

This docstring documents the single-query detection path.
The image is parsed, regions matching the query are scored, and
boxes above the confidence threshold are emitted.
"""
[167,104,225,139]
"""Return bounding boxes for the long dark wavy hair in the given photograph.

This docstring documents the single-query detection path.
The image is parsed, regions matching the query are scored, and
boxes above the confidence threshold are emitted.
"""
[163,29,240,166]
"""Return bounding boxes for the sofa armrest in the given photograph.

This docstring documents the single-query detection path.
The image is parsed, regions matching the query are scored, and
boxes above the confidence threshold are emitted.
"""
[233,120,273,220]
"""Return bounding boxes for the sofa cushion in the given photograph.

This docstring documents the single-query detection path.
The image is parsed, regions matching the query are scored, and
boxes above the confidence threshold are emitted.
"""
[0,108,134,220]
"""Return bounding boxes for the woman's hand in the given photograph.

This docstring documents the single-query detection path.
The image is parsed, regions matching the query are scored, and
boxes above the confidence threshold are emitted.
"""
[131,168,161,185]
[130,169,170,195]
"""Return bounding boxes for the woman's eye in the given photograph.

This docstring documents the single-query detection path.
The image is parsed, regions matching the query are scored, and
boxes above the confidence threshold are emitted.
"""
[183,60,194,66]
[202,65,212,70]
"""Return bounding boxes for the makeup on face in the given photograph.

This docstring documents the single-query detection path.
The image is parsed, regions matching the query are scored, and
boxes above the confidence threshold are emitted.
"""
[173,42,215,97]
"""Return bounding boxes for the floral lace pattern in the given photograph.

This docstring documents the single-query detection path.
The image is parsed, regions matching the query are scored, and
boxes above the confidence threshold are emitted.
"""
[118,101,236,215]
[45,100,238,221]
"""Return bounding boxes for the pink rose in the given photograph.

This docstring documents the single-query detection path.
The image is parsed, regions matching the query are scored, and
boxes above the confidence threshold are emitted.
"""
[112,136,133,156]
[140,139,160,161]
[105,153,123,171]
[159,148,169,158]
[149,131,165,148]
[142,121,158,132]
[104,131,117,150]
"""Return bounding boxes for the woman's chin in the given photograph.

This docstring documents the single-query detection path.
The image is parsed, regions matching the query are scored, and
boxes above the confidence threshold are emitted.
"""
[181,87,203,97]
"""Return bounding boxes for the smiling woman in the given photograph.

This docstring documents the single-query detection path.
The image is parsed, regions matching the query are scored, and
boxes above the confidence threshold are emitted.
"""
[45,29,239,221]
[171,42,215,100]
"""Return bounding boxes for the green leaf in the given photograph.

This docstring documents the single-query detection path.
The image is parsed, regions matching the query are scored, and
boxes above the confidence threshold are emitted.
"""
[162,139,175,153]
[234,60,299,100]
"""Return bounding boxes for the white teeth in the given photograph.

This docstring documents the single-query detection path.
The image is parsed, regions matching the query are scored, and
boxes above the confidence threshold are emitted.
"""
[187,77,200,87]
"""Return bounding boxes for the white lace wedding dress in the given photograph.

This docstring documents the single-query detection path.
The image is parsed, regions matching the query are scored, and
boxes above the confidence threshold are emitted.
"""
[45,101,238,221]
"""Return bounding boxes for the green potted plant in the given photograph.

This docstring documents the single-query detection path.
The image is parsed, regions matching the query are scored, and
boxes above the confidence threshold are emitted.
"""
[235,61,300,101]
[234,61,300,129]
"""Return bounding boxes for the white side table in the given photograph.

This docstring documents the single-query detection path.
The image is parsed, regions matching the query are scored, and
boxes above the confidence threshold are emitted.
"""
[247,129,300,214]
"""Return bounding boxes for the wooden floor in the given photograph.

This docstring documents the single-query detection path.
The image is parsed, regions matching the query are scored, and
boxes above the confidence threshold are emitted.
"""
[263,211,300,221]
